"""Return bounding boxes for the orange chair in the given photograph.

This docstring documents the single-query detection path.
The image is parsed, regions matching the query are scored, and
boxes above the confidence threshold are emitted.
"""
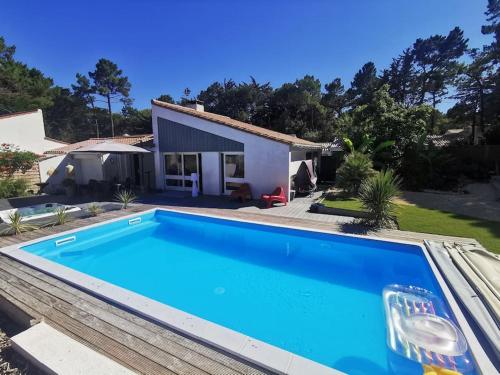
[261,186,287,208]
[230,183,252,202]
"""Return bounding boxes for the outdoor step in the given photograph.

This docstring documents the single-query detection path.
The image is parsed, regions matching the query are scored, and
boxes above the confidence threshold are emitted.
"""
[11,322,136,375]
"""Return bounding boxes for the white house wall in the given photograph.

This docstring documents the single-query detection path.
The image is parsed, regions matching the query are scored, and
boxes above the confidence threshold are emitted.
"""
[152,105,291,199]
[38,155,82,192]
[0,109,66,154]
[201,152,221,195]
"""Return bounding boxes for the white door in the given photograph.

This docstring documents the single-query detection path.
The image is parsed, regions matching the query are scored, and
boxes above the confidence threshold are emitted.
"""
[222,152,245,195]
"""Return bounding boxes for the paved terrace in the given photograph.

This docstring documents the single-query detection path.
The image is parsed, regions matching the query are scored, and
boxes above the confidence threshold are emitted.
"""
[0,204,482,374]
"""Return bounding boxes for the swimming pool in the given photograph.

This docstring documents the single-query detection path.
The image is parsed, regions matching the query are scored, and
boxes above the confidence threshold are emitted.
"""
[3,209,480,374]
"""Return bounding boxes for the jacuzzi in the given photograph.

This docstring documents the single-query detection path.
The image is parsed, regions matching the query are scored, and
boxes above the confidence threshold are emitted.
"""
[0,203,81,223]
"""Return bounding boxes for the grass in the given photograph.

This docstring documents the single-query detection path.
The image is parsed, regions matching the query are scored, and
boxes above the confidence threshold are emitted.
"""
[322,196,500,254]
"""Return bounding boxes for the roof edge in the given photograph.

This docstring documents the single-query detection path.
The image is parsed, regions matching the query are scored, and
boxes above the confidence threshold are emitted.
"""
[151,99,319,147]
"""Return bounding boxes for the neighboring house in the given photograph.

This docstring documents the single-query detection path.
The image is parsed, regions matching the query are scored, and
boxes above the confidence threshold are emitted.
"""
[152,99,322,200]
[0,109,67,154]
[42,135,155,191]
[0,109,67,190]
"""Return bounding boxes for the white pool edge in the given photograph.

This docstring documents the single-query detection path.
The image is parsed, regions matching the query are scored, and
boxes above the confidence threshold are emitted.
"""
[0,207,493,374]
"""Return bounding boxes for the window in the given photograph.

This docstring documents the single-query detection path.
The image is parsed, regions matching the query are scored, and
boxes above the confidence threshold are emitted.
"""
[224,154,244,178]
[164,152,199,191]
[183,154,198,176]
[165,154,182,175]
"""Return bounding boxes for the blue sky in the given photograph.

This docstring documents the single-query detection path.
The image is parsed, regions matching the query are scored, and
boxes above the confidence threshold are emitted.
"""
[1,1,492,111]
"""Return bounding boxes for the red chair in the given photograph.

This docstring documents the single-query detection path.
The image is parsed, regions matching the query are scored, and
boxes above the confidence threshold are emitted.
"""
[261,187,287,208]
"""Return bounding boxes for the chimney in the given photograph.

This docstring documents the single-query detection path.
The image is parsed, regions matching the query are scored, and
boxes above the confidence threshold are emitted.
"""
[184,99,204,112]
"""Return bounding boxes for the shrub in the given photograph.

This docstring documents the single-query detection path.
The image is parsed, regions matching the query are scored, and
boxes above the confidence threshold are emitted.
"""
[336,151,375,194]
[53,207,68,226]
[0,144,38,177]
[87,203,102,217]
[0,178,30,199]
[359,169,401,228]
[1,211,38,235]
[114,190,136,209]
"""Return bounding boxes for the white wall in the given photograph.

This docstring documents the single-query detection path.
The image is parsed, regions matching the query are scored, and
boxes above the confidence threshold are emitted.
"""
[152,105,291,199]
[38,154,83,192]
[0,109,66,154]
[201,152,221,195]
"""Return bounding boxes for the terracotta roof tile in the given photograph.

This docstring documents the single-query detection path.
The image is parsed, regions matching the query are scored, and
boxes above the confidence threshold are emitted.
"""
[152,100,321,148]
[44,134,154,155]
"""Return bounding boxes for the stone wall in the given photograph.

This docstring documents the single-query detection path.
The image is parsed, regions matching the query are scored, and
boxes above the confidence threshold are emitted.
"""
[11,163,41,193]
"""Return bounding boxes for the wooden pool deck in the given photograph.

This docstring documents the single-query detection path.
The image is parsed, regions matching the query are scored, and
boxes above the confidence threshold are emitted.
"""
[0,204,482,374]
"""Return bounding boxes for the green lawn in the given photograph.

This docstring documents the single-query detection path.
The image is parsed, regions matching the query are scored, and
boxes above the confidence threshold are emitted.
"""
[322,197,500,254]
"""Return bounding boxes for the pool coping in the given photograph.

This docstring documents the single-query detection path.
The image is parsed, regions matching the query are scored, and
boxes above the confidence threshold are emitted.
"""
[0,207,493,374]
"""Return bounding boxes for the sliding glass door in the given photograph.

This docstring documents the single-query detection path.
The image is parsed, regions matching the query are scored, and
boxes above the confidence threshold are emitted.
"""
[164,153,199,191]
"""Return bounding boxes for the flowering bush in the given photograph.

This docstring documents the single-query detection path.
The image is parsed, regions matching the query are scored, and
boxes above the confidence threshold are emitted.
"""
[0,143,38,177]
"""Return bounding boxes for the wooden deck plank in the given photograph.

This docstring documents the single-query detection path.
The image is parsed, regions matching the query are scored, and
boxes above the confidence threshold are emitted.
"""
[0,257,263,375]
[0,258,251,375]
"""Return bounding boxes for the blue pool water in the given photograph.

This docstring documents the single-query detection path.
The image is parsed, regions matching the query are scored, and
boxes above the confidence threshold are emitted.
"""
[22,210,466,374]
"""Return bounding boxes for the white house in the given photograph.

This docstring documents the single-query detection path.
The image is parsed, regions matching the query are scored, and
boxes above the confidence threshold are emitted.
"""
[152,100,322,200]
[0,109,67,154]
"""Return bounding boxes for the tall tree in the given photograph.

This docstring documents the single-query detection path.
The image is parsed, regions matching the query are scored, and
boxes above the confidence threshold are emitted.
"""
[72,73,101,137]
[482,0,500,60]
[88,59,131,137]
[412,27,468,116]
[381,48,418,106]
[0,37,54,114]
[156,94,175,103]
[452,50,495,143]
[322,78,347,117]
[346,62,379,107]
[268,75,328,140]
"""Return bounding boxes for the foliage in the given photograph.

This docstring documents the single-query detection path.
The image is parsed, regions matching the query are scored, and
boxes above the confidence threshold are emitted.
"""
[114,189,136,209]
[346,62,380,107]
[1,211,38,235]
[53,206,68,226]
[0,37,54,113]
[342,85,432,165]
[336,151,375,194]
[399,134,458,190]
[322,197,500,253]
[0,144,38,177]
[0,178,29,198]
[87,202,102,217]
[358,170,401,228]
[156,94,175,103]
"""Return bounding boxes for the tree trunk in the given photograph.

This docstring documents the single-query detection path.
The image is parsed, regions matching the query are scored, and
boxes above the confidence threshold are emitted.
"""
[472,109,477,145]
[90,101,99,138]
[430,92,437,131]
[106,94,114,137]
[479,86,485,134]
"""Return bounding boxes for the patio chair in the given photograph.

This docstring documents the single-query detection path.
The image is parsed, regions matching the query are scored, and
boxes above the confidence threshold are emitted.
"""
[230,183,252,202]
[261,186,287,208]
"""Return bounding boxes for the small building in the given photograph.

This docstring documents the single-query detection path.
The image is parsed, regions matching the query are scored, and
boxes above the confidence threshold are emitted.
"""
[0,109,67,190]
[0,109,67,154]
[152,100,322,200]
[42,135,155,192]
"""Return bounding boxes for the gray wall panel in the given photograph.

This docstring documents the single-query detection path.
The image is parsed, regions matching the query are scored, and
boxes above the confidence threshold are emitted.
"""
[157,117,244,152]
